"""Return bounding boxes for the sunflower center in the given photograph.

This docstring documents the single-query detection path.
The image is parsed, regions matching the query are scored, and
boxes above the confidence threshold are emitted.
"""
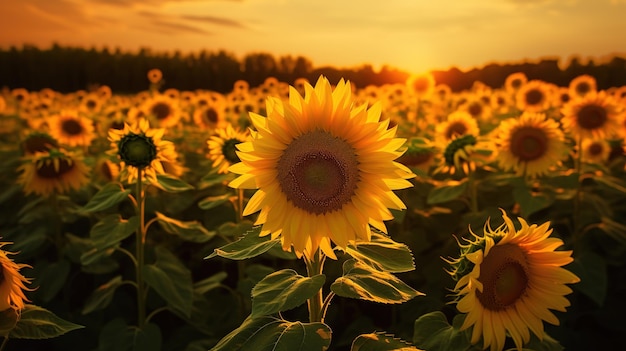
[118,134,157,169]
[222,138,242,164]
[151,102,171,120]
[444,134,476,166]
[511,79,523,90]
[61,119,83,135]
[277,130,359,215]
[576,104,607,130]
[575,82,591,96]
[467,103,482,118]
[477,243,529,310]
[36,158,75,179]
[445,121,468,140]
[510,126,548,161]
[86,100,97,109]
[525,89,544,105]
[204,108,219,124]
[587,142,604,156]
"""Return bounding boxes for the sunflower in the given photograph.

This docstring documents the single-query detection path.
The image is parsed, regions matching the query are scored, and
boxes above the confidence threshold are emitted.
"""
[515,80,552,113]
[207,124,250,174]
[447,210,579,351]
[228,76,414,259]
[433,134,494,176]
[79,93,104,114]
[504,72,527,95]
[494,112,568,177]
[406,72,436,99]
[140,94,182,128]
[46,110,96,148]
[93,157,120,184]
[397,137,437,175]
[580,138,611,165]
[568,74,596,99]
[0,243,33,312]
[560,91,622,140]
[436,111,480,144]
[108,118,178,185]
[20,131,59,155]
[147,68,163,84]
[16,149,90,196]
[193,102,226,130]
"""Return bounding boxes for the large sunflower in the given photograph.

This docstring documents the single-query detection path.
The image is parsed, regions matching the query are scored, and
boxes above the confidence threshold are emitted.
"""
[46,110,96,148]
[494,112,568,177]
[108,118,179,185]
[447,210,579,351]
[560,91,622,140]
[17,149,90,196]
[207,124,250,174]
[228,76,414,259]
[0,243,32,312]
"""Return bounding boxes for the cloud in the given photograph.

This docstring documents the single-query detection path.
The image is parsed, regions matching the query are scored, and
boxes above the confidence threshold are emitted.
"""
[147,19,211,35]
[181,14,246,28]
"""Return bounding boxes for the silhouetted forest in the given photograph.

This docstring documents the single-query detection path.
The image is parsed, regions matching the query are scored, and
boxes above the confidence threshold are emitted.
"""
[1,44,626,93]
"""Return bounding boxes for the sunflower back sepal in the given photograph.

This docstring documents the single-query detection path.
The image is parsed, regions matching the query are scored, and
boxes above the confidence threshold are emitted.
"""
[330,259,424,304]
[412,312,472,351]
[79,182,131,214]
[209,315,331,351]
[206,226,281,260]
[250,269,326,318]
[8,304,84,339]
[351,332,422,351]
[345,231,415,273]
[153,174,194,193]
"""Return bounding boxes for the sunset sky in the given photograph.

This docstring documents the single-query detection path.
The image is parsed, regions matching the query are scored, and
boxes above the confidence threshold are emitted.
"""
[0,0,624,73]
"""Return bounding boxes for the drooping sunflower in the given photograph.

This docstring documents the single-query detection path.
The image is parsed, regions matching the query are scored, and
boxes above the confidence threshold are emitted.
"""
[560,91,622,140]
[494,112,568,177]
[515,80,552,113]
[207,124,250,174]
[433,134,494,176]
[46,110,96,148]
[568,74,596,99]
[447,210,579,351]
[108,118,179,185]
[436,110,480,144]
[20,131,59,155]
[0,243,33,312]
[16,149,91,196]
[228,76,414,259]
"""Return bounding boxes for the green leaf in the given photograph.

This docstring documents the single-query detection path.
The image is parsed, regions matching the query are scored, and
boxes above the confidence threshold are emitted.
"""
[199,171,233,189]
[143,246,194,317]
[154,174,194,193]
[82,275,124,315]
[210,315,331,351]
[217,220,254,237]
[206,226,281,260]
[427,180,468,205]
[198,194,232,210]
[194,271,228,295]
[0,308,19,335]
[251,269,326,318]
[593,174,626,193]
[512,332,564,351]
[132,323,162,351]
[80,182,131,213]
[155,211,216,243]
[351,332,420,351]
[512,185,553,218]
[346,231,415,273]
[9,304,84,339]
[98,318,132,351]
[597,216,626,245]
[6,225,47,259]
[80,246,117,266]
[331,259,423,304]
[90,214,139,250]
[33,259,71,303]
[568,252,607,306]
[412,312,472,351]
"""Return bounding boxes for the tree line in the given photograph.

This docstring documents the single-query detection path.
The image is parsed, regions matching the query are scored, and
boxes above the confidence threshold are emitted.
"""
[1,44,625,94]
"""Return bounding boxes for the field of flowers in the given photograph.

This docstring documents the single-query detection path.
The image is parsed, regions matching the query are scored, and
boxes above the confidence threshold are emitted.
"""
[0,70,624,351]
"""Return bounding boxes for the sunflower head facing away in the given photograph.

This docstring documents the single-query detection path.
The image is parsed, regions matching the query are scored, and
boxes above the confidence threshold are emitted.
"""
[108,118,178,185]
[447,210,579,351]
[207,124,250,174]
[228,76,414,259]
[0,243,32,313]
[16,148,90,196]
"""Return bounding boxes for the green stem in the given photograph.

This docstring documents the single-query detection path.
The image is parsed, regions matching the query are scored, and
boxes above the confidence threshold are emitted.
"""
[135,170,146,329]
[573,135,583,242]
[237,188,245,222]
[0,336,8,351]
[305,249,326,323]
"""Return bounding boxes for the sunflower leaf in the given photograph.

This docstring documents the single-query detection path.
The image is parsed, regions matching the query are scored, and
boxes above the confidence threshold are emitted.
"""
[155,211,216,243]
[80,182,131,213]
[351,331,420,350]
[346,231,415,273]
[90,214,139,250]
[512,184,553,217]
[154,174,194,193]
[567,251,607,306]
[97,319,162,351]
[427,179,468,205]
[206,226,281,260]
[198,193,232,210]
[251,269,326,318]
[82,275,124,315]
[198,171,234,189]
[193,271,228,295]
[412,311,472,351]
[209,315,331,351]
[9,304,84,339]
[331,259,424,304]
[143,246,194,317]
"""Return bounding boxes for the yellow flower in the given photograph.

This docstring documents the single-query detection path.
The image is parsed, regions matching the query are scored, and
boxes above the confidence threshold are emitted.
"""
[20,131,59,155]
[108,118,179,185]
[433,134,493,176]
[435,110,480,144]
[228,76,414,259]
[494,112,568,177]
[447,210,579,351]
[560,91,622,140]
[568,74,596,99]
[17,149,90,196]
[147,68,163,84]
[46,110,96,148]
[580,138,611,164]
[515,80,552,113]
[207,124,250,174]
[504,72,527,95]
[193,103,227,130]
[140,94,182,129]
[0,243,32,312]
[406,72,436,99]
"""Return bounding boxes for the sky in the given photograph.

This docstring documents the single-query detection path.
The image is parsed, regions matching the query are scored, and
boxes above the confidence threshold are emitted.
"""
[0,0,625,73]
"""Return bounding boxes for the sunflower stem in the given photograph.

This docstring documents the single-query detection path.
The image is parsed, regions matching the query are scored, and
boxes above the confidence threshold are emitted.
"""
[237,188,245,222]
[0,336,8,351]
[305,248,326,323]
[135,170,147,329]
[573,135,584,242]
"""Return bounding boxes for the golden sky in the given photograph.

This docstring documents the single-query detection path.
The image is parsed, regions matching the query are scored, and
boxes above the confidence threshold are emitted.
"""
[0,0,624,73]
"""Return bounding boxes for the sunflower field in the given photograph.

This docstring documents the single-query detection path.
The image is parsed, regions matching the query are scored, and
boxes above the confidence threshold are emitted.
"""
[0,70,624,351]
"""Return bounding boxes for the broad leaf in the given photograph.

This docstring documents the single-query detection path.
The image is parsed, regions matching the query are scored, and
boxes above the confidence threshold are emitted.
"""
[194,271,228,295]
[33,259,71,303]
[251,269,326,318]
[143,247,194,317]
[132,323,162,351]
[98,319,162,351]
[80,182,131,213]
[198,194,232,210]
[412,312,472,351]
[154,174,194,193]
[90,214,139,250]
[427,180,468,205]
[199,171,233,189]
[210,315,331,351]
[207,226,281,260]
[216,220,254,237]
[155,211,216,243]
[568,252,607,306]
[512,185,553,218]
[82,275,124,314]
[331,259,423,304]
[346,231,415,273]
[10,304,84,339]
[351,332,421,351]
